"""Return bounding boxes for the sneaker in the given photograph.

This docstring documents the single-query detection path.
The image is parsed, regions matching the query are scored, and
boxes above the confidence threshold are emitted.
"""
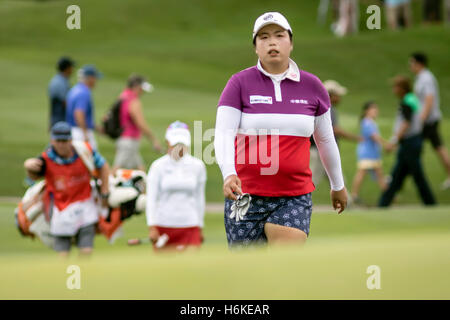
[441,178,450,190]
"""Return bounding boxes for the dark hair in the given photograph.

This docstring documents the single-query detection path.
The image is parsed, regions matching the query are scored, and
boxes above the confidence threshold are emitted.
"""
[360,101,376,122]
[253,30,293,46]
[392,75,412,94]
[127,74,146,88]
[411,52,428,66]
[57,56,75,72]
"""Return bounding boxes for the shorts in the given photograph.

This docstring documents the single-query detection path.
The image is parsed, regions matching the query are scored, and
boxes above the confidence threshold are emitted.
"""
[224,193,313,248]
[154,226,203,250]
[357,159,382,170]
[53,223,96,252]
[71,127,98,150]
[114,137,144,169]
[422,121,443,149]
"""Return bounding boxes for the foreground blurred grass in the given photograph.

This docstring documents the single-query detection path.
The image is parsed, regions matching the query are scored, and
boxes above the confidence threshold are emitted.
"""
[0,0,449,205]
[1,202,449,299]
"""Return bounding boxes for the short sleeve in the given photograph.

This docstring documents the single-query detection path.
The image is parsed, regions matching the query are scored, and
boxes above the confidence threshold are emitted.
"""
[400,103,413,122]
[422,78,435,96]
[217,74,242,111]
[362,120,376,138]
[314,77,331,116]
[92,150,106,169]
[49,80,66,101]
[74,92,90,112]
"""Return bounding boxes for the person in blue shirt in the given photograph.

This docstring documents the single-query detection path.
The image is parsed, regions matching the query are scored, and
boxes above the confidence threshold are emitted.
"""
[351,101,388,203]
[66,65,103,150]
[48,57,74,128]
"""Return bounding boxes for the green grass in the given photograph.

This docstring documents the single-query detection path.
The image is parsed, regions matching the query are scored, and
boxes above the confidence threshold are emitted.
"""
[0,0,449,205]
[1,201,450,299]
[2,1,449,300]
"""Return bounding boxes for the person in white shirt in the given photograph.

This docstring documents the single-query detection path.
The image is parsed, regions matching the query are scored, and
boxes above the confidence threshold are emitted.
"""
[146,121,206,251]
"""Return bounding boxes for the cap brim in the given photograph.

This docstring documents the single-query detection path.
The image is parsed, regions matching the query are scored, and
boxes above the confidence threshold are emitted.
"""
[167,136,191,147]
[253,22,291,40]
[51,135,72,140]
[328,87,348,96]
[142,82,154,93]
[85,71,103,79]
[337,87,348,95]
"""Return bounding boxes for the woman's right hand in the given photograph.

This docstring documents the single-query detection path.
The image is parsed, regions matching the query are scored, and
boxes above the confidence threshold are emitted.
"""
[223,174,243,200]
[148,226,160,243]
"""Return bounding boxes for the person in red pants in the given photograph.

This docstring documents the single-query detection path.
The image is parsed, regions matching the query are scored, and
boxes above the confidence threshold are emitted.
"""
[145,121,206,251]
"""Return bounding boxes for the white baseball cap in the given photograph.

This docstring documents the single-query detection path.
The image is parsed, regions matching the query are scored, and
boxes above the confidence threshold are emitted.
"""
[253,12,292,41]
[141,81,154,93]
[165,121,191,147]
[323,80,348,96]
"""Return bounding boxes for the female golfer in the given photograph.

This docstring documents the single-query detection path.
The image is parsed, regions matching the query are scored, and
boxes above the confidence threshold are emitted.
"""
[146,121,206,251]
[214,12,347,248]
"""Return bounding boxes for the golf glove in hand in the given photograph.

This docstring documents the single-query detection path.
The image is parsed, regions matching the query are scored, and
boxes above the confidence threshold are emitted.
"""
[230,193,252,222]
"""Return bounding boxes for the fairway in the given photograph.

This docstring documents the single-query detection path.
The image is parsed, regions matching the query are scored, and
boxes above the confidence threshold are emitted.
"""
[1,201,449,299]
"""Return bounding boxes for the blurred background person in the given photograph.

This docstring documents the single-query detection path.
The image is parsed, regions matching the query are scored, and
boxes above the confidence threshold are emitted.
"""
[66,64,103,150]
[351,101,388,204]
[48,56,75,129]
[385,0,412,30]
[333,0,359,37]
[446,0,450,23]
[378,76,436,207]
[23,121,110,256]
[113,74,162,172]
[317,0,340,26]
[310,79,361,187]
[146,121,206,251]
[410,52,450,189]
[423,0,443,24]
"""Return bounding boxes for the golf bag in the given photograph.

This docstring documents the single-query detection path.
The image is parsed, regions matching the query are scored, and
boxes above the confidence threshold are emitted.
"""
[97,169,147,242]
[15,180,54,248]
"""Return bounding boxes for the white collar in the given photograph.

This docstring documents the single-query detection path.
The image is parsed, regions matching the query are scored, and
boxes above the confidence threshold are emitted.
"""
[257,58,301,82]
[417,68,429,77]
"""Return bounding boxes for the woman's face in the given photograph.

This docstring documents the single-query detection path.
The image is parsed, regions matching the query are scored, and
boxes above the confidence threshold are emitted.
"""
[255,24,293,69]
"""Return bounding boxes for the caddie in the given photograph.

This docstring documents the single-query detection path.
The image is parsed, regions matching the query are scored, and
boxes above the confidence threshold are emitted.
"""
[24,121,110,256]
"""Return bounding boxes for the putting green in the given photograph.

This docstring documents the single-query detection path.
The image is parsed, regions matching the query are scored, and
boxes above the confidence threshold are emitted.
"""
[1,202,449,299]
